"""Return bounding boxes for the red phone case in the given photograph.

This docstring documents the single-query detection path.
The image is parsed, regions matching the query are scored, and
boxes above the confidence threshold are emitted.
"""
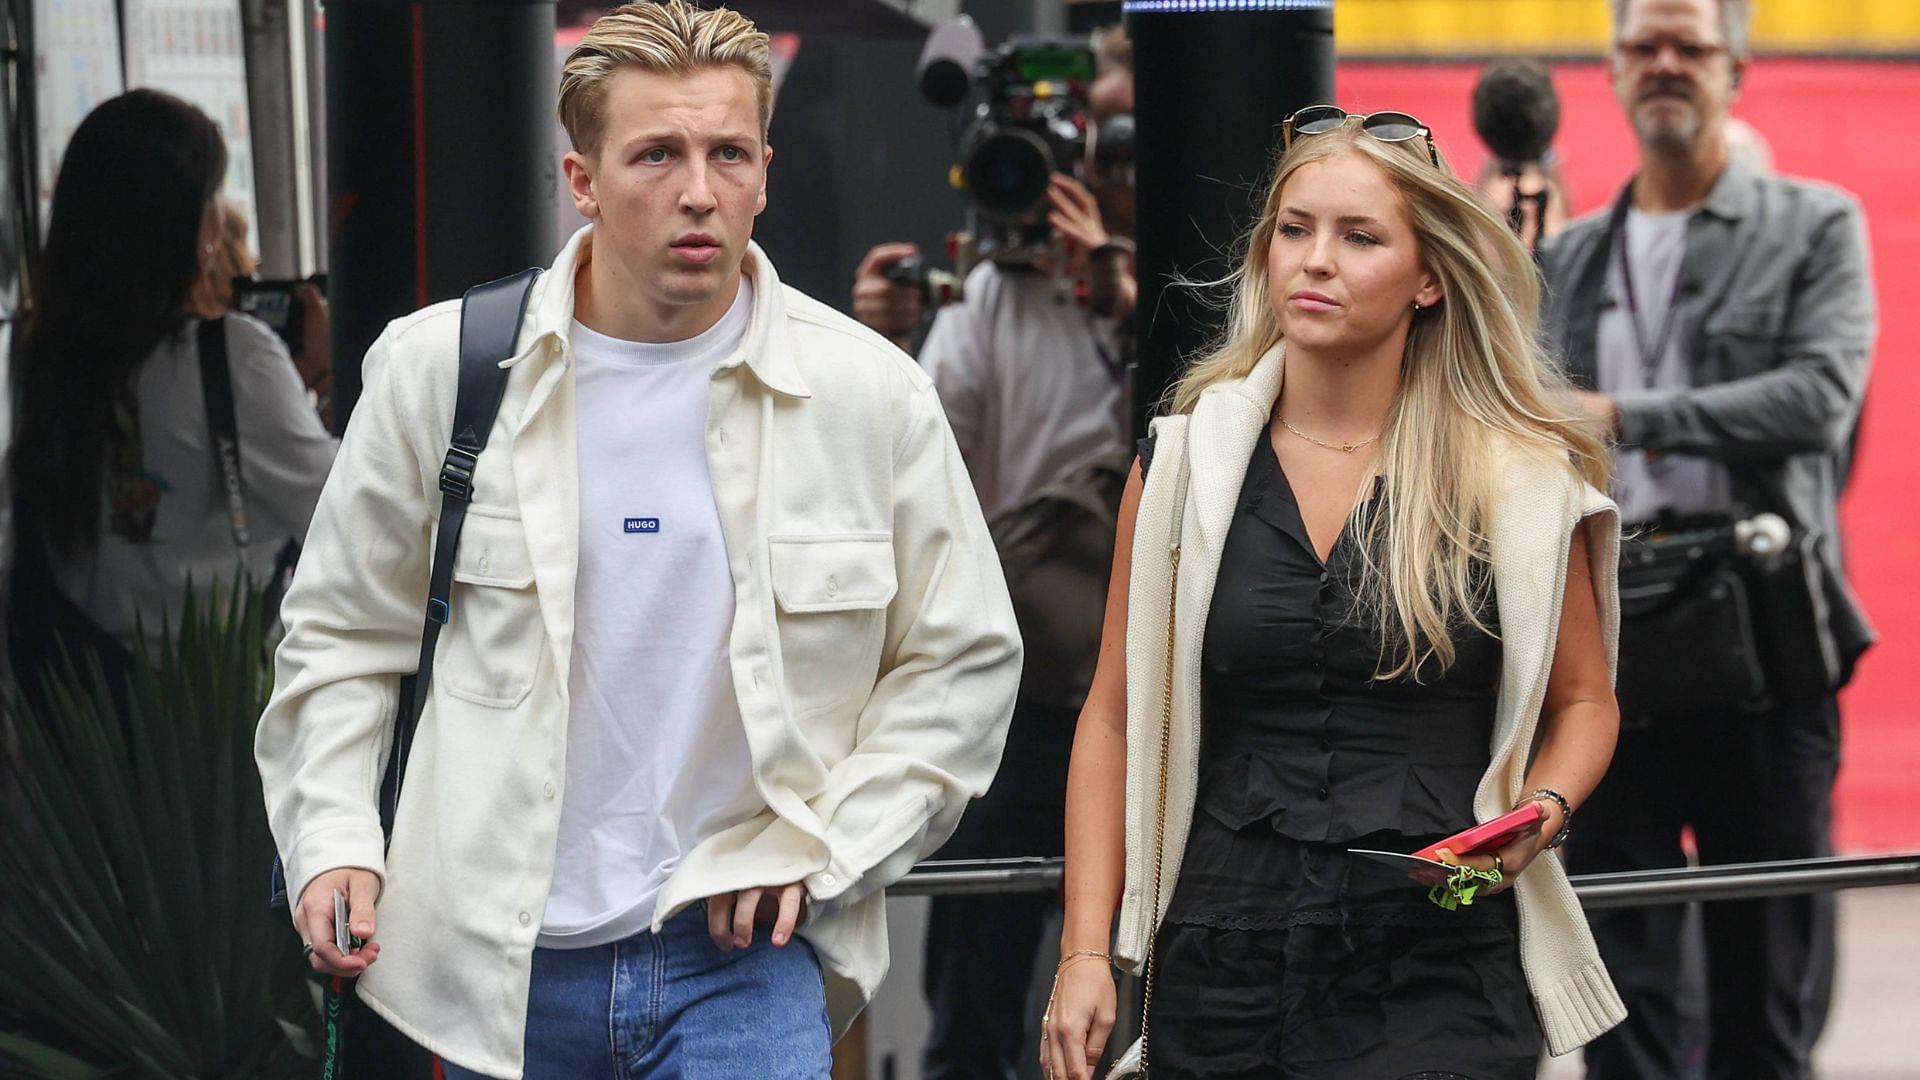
[1411,802,1546,862]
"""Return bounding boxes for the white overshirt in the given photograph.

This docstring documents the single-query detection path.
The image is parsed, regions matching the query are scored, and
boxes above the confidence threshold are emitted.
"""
[539,281,763,947]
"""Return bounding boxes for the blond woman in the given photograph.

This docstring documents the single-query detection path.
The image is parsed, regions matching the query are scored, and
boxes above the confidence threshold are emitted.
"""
[1042,108,1627,1079]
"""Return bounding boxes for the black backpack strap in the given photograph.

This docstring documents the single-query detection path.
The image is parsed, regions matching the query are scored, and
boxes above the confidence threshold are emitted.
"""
[196,316,251,549]
[379,267,541,834]
[269,268,539,912]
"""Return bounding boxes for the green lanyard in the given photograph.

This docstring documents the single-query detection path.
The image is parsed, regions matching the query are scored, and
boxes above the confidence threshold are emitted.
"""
[1429,863,1505,911]
[322,976,347,1080]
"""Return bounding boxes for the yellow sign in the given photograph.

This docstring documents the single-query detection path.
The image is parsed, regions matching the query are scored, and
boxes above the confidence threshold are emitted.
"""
[1334,0,1920,56]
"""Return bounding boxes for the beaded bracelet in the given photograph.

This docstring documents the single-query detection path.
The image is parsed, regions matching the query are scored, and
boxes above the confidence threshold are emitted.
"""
[1521,787,1575,849]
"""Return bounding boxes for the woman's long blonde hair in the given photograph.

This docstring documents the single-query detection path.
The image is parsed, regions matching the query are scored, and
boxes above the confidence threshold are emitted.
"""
[1168,120,1609,679]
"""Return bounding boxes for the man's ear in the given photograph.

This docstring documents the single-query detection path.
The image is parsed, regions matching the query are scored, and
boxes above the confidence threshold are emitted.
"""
[563,149,599,220]
[1729,53,1748,97]
[756,143,773,216]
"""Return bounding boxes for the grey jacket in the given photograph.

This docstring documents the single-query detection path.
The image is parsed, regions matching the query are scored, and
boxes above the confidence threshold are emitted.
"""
[1540,156,1877,686]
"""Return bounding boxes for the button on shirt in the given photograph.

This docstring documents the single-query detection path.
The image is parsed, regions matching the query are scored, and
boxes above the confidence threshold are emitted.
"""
[1596,207,1733,523]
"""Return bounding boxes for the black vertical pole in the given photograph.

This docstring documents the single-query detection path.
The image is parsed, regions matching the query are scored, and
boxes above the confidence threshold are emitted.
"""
[1126,0,1334,431]
[325,0,558,429]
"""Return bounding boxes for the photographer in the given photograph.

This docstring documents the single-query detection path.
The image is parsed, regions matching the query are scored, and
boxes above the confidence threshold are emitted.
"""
[1539,2,1875,1077]
[852,27,1136,1080]
[8,91,337,674]
[189,197,333,425]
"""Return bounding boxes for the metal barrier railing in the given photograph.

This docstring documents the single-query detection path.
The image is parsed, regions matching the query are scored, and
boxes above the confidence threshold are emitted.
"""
[891,852,1920,904]
[877,852,1920,1074]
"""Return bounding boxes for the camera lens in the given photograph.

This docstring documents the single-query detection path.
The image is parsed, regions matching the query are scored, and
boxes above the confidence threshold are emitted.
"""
[965,127,1054,219]
[1095,113,1135,171]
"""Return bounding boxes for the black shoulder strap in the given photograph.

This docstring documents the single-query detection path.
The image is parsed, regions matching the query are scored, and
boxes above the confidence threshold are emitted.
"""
[380,267,539,833]
[196,317,251,549]
[270,271,540,911]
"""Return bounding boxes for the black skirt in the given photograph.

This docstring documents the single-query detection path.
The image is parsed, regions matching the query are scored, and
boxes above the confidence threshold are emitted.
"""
[1147,899,1542,1080]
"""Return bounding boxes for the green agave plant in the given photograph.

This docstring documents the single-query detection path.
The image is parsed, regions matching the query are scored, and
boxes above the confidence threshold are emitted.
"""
[0,587,319,1078]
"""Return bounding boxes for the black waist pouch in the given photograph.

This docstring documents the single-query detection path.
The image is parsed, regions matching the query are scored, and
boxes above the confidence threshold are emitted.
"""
[1616,518,1835,726]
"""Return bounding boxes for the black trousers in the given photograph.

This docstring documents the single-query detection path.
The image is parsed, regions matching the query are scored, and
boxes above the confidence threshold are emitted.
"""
[1567,695,1840,1080]
[921,700,1076,1080]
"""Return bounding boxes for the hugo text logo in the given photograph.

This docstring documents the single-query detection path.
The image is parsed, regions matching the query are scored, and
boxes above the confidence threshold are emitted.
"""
[624,517,660,534]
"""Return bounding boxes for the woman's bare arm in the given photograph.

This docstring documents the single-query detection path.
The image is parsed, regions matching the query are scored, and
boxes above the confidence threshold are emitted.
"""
[1058,459,1144,957]
[1441,518,1620,887]
[1526,518,1621,829]
[1044,459,1145,1080]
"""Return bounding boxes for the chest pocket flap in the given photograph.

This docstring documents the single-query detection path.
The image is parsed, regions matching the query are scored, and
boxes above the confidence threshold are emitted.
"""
[439,510,541,709]
[770,534,897,613]
[1704,299,1787,338]
[452,510,536,590]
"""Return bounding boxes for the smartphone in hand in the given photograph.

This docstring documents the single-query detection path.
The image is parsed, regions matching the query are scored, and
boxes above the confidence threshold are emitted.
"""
[1348,802,1547,882]
[332,889,364,955]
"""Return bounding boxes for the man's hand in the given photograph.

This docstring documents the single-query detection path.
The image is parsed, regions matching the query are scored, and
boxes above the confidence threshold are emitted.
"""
[852,242,924,347]
[293,284,332,386]
[297,867,382,977]
[1478,163,1565,254]
[706,882,807,950]
[1573,390,1621,439]
[1049,174,1135,318]
[1046,173,1111,256]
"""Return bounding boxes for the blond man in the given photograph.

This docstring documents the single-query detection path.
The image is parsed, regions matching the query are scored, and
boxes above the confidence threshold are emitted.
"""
[255,3,1021,1076]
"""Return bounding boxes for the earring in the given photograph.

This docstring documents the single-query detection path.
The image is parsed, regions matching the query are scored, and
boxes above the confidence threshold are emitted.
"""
[1412,300,1423,311]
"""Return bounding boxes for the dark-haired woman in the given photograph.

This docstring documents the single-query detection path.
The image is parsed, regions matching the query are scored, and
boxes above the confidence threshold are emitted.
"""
[9,89,335,667]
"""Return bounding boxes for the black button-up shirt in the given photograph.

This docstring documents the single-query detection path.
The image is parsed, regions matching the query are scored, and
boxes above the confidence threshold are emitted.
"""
[1164,433,1504,927]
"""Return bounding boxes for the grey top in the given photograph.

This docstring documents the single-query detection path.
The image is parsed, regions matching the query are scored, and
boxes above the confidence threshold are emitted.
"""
[1541,155,1878,683]
[51,314,337,647]
[1596,206,1733,522]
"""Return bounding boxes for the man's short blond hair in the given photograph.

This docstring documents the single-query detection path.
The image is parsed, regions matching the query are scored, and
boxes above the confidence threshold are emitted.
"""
[558,1,772,159]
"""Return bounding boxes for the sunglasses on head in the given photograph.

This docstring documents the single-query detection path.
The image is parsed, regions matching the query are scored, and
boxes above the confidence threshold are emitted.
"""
[1282,105,1440,168]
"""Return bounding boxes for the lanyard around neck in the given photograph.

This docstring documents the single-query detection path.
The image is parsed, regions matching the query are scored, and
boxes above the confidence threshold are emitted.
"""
[1612,207,1690,383]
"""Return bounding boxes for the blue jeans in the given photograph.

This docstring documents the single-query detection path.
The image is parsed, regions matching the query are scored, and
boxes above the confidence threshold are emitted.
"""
[443,905,832,1079]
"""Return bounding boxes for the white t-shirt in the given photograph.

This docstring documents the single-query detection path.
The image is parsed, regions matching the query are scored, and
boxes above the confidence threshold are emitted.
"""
[539,279,764,948]
[1596,206,1733,523]
[917,262,1130,525]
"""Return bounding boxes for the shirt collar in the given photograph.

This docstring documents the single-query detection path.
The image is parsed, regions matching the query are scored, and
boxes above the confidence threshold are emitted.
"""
[1698,153,1759,221]
[1611,151,1760,229]
[506,225,810,399]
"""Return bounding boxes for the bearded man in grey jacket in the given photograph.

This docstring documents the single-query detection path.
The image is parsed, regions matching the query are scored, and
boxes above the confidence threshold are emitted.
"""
[1539,2,1875,1078]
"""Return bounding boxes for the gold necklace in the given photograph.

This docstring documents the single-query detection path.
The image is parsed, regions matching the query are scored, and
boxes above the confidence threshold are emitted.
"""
[1276,415,1380,454]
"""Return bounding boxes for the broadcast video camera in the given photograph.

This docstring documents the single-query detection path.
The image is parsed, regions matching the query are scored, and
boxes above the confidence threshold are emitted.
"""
[896,17,1132,305]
